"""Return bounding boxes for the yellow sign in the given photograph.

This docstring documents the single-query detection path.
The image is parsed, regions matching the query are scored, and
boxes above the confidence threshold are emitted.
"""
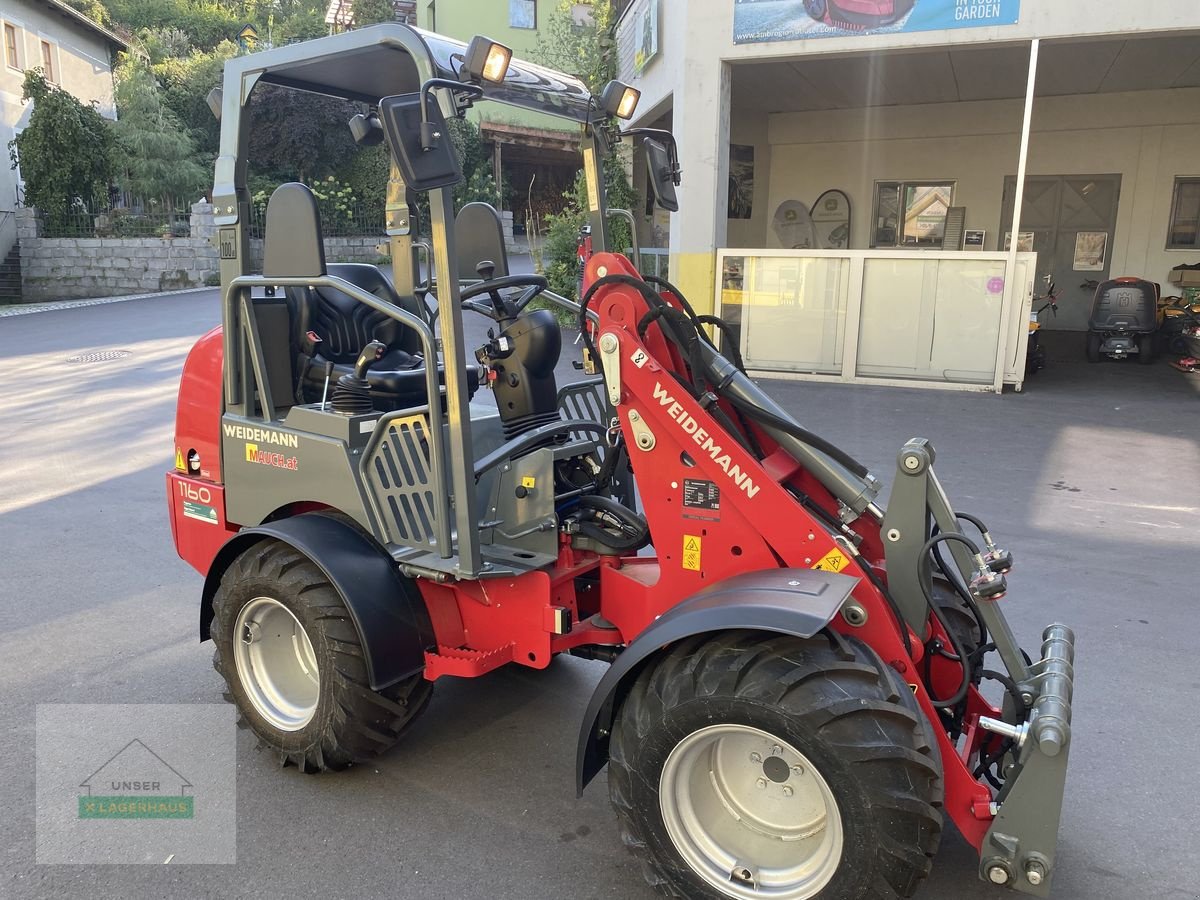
[174,448,185,471]
[811,547,850,573]
[682,534,702,571]
[582,145,600,213]
[520,475,536,489]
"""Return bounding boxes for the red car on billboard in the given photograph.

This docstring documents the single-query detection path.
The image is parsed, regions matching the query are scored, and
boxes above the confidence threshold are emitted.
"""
[803,0,916,28]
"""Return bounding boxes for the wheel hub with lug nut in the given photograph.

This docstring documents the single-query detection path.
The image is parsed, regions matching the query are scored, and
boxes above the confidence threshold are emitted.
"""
[232,596,320,732]
[659,724,843,899]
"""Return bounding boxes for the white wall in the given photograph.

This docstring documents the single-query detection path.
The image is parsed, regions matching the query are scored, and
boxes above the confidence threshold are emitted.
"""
[0,0,118,215]
[765,87,1200,295]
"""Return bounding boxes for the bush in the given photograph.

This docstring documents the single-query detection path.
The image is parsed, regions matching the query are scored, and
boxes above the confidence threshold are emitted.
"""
[539,155,637,303]
[202,271,221,286]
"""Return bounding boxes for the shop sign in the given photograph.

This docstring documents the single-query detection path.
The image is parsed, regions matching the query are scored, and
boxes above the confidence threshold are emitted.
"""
[735,0,1020,45]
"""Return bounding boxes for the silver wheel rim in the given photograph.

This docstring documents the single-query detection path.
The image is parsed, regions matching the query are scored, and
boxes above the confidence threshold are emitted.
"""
[232,596,320,731]
[659,724,843,899]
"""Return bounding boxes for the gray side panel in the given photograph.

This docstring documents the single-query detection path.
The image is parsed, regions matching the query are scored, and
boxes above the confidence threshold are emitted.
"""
[221,415,375,534]
[575,568,859,793]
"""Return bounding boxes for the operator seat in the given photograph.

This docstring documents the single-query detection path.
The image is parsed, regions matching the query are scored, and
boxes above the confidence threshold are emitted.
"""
[262,183,478,411]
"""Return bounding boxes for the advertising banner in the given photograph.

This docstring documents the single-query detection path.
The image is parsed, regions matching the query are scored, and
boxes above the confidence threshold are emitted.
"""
[734,0,1020,44]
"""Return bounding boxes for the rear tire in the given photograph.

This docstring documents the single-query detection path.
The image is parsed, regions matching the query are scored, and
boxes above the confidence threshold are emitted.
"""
[803,0,828,20]
[1086,332,1102,363]
[211,539,432,772]
[608,630,943,900]
[1137,333,1156,364]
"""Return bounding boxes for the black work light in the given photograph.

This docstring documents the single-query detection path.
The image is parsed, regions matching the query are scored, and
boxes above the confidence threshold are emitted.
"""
[462,35,512,84]
[600,80,640,120]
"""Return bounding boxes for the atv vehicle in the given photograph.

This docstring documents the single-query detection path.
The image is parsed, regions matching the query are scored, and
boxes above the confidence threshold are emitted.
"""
[167,23,1075,899]
[1085,276,1161,364]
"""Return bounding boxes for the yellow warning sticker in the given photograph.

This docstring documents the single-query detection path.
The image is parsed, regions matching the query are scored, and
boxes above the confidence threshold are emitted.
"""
[811,547,850,573]
[682,534,702,571]
[520,475,536,489]
[175,448,186,471]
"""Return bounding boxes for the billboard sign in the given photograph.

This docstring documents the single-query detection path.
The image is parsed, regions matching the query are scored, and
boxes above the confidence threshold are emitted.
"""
[734,0,1020,44]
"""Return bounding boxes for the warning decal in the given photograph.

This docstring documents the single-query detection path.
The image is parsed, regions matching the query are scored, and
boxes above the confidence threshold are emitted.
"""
[174,448,186,471]
[811,547,850,573]
[682,534,702,571]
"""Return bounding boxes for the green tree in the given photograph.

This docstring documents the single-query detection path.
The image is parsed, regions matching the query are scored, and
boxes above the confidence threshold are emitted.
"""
[112,55,209,214]
[532,1,637,301]
[154,41,238,166]
[535,0,618,93]
[104,0,241,51]
[350,0,395,27]
[60,0,115,28]
[9,70,115,227]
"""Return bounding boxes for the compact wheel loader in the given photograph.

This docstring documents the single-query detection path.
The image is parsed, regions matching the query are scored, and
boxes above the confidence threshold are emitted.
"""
[167,24,1075,899]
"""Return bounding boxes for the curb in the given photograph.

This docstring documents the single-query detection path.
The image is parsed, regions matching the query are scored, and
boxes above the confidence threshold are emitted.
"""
[0,287,214,319]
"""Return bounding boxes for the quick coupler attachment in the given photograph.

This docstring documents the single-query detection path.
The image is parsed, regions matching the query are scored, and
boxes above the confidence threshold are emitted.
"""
[979,624,1076,896]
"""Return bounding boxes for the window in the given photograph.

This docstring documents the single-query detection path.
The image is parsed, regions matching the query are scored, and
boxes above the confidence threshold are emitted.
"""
[872,181,955,249]
[4,24,18,70]
[1167,177,1200,250]
[40,40,54,82]
[509,0,536,29]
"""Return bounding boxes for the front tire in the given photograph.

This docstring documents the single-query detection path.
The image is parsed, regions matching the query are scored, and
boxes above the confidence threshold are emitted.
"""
[609,631,943,900]
[803,0,829,21]
[211,539,432,771]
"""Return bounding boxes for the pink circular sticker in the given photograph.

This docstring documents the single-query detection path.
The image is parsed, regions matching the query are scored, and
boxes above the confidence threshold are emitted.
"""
[987,277,1005,294]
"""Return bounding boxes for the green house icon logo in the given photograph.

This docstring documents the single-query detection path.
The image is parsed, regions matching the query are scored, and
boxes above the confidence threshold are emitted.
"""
[78,739,194,819]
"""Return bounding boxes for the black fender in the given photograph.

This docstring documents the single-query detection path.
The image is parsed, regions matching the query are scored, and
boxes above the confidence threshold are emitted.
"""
[199,515,435,691]
[576,568,859,794]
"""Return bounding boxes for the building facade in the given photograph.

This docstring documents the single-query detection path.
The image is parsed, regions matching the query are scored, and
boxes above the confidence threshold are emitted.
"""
[615,0,1200,387]
[0,0,126,295]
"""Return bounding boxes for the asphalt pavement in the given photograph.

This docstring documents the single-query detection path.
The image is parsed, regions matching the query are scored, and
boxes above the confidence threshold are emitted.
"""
[1,289,1198,899]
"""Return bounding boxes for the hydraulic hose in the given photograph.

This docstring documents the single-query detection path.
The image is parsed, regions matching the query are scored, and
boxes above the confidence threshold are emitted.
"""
[574,494,650,552]
[918,533,983,709]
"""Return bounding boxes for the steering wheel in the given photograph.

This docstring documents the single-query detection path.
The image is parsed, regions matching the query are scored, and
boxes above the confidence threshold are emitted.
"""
[459,267,548,321]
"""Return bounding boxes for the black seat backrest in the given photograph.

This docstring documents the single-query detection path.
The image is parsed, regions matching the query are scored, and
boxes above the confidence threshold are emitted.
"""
[306,264,422,361]
[455,201,509,281]
[264,183,326,278]
[262,183,426,363]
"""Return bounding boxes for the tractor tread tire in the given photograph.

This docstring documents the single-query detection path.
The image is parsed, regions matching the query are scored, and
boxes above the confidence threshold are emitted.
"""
[608,630,943,900]
[210,539,432,773]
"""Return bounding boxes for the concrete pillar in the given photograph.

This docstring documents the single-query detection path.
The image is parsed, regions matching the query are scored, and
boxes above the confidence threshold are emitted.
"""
[668,51,730,316]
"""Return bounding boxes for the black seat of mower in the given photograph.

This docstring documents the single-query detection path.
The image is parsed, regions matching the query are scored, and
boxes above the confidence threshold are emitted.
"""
[263,183,478,411]
[455,201,509,282]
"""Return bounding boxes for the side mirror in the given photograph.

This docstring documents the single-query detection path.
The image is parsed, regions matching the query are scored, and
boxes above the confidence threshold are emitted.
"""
[379,93,462,193]
[644,138,678,213]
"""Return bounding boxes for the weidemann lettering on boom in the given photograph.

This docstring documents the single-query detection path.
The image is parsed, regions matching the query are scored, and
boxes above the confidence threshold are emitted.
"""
[223,423,300,448]
[653,382,759,499]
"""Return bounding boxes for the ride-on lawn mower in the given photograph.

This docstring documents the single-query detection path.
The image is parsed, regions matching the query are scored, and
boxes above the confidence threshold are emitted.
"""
[1085,276,1160,364]
[167,24,1075,899]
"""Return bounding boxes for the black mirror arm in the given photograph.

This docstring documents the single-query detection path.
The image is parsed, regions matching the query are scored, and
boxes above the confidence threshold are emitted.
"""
[418,78,484,150]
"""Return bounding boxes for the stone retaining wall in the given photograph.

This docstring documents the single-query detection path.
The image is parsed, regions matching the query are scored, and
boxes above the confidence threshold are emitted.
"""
[16,204,384,302]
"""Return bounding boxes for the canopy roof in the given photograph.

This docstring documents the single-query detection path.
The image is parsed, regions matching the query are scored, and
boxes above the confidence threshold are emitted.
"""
[223,23,594,124]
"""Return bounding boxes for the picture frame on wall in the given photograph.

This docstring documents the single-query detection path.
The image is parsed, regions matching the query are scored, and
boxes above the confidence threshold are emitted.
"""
[964,229,986,248]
